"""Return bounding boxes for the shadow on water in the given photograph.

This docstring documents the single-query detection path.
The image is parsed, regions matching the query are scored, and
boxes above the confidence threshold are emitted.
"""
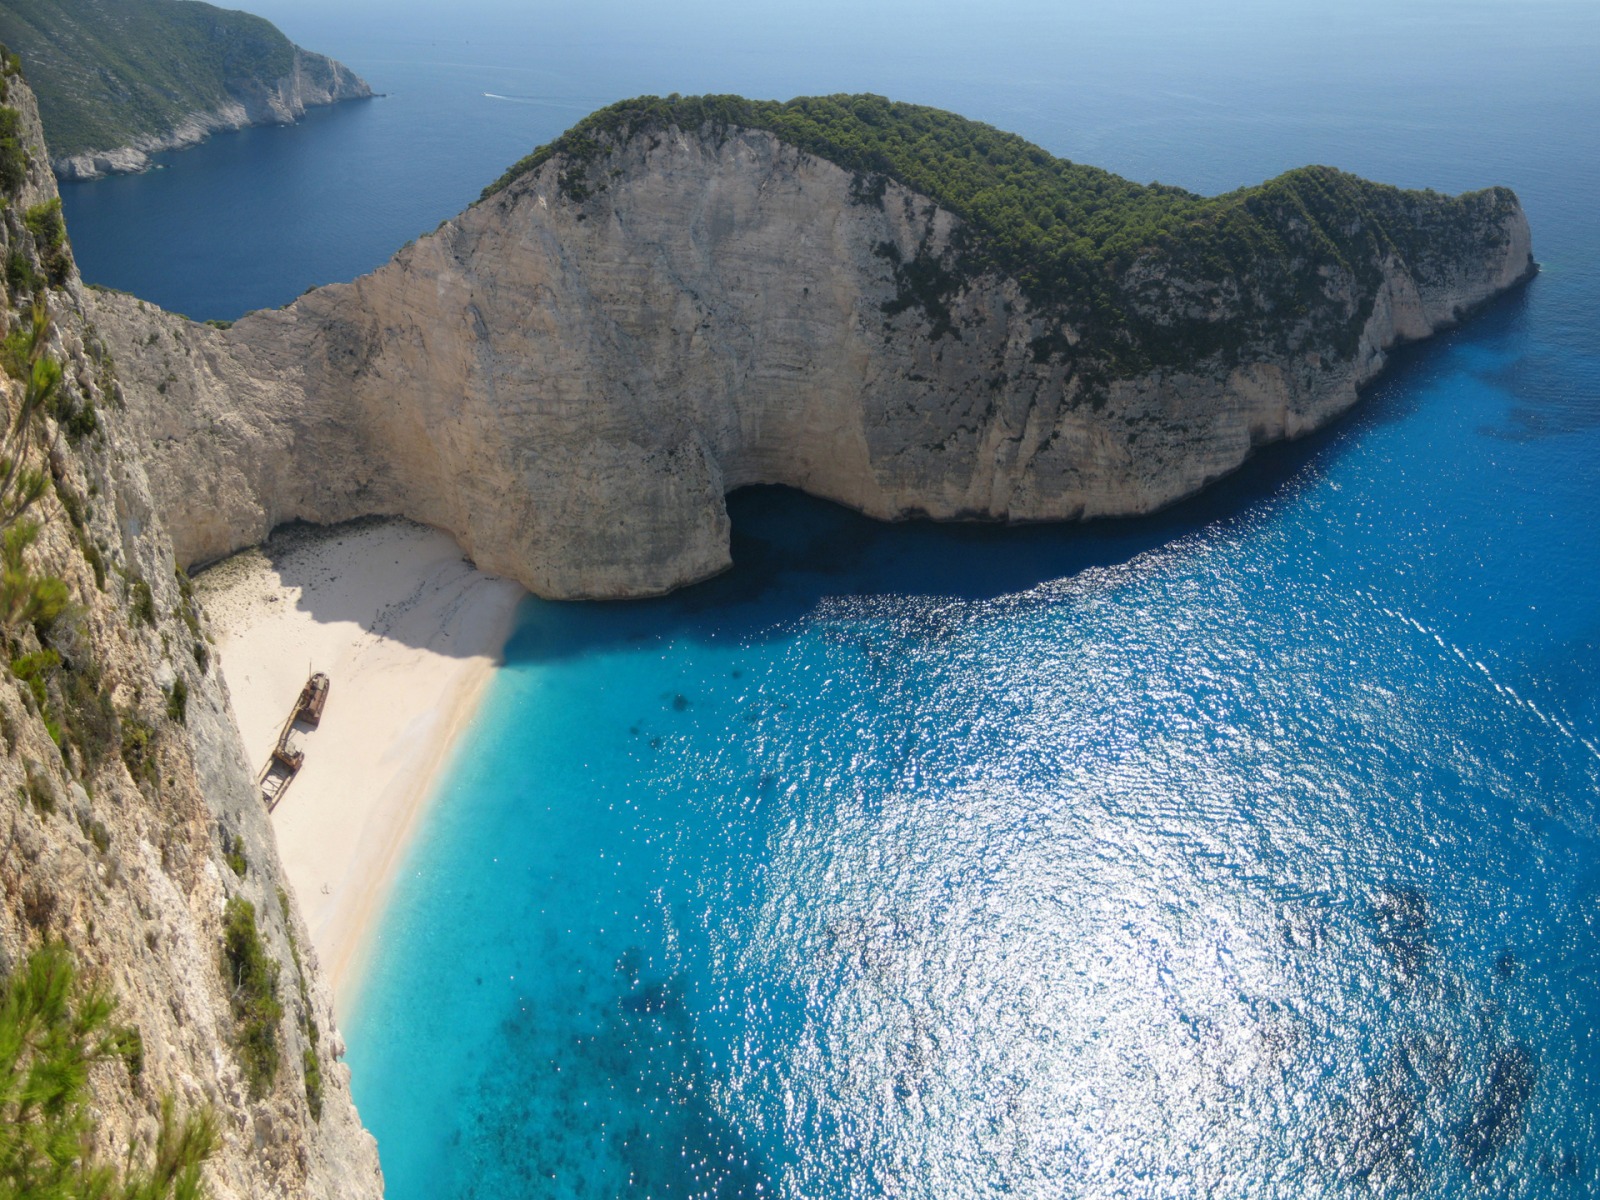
[235,282,1535,665]
[1462,269,1600,442]
[507,282,1535,665]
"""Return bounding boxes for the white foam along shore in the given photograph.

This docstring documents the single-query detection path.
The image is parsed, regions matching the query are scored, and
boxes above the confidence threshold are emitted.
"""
[194,518,526,1010]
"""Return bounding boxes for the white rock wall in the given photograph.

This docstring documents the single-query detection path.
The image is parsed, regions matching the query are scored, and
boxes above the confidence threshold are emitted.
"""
[95,126,1534,599]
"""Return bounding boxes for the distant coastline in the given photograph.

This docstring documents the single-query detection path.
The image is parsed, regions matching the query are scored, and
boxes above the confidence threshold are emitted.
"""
[53,85,376,181]
[0,0,373,180]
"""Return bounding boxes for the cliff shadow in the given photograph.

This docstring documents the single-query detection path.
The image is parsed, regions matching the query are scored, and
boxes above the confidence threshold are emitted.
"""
[231,282,1535,665]
[198,514,521,664]
[504,280,1536,666]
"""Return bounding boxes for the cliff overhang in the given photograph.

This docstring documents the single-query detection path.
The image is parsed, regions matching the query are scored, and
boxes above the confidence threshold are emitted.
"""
[89,95,1535,599]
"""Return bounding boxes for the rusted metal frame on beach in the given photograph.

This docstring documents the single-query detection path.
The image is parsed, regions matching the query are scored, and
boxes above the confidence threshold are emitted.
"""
[257,672,330,810]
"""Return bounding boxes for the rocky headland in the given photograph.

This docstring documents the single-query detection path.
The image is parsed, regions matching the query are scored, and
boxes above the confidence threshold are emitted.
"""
[51,48,370,181]
[0,0,371,180]
[92,94,1535,599]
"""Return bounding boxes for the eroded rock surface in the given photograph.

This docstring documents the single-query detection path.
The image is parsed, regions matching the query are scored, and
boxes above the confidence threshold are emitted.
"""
[94,124,1533,598]
[0,73,382,1199]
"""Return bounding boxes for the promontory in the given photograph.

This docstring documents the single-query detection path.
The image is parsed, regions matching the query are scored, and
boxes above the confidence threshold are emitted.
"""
[92,93,1534,598]
[0,71,1537,1199]
[0,0,371,179]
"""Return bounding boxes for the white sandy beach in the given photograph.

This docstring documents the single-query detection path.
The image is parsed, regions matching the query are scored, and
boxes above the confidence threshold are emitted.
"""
[195,519,526,1009]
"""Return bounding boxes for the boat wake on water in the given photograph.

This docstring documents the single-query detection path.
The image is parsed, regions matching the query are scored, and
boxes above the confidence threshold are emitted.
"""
[482,92,592,109]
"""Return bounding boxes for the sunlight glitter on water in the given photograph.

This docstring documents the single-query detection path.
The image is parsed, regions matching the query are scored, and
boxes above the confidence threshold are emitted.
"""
[349,400,1598,1194]
[331,6,1600,1184]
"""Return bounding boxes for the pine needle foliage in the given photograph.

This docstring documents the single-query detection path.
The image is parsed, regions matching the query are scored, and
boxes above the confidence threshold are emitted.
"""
[0,300,69,635]
[0,942,217,1200]
[0,302,57,531]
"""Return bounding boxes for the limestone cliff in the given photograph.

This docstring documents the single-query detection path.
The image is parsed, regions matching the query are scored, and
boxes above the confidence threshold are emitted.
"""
[0,0,371,180]
[92,99,1534,599]
[0,62,381,1199]
[0,78,1537,1196]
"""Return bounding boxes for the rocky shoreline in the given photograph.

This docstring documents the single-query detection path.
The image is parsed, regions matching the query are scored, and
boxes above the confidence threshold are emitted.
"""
[53,48,371,181]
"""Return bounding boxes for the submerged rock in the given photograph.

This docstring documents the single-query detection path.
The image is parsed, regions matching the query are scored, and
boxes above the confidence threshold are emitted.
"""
[1458,1044,1537,1167]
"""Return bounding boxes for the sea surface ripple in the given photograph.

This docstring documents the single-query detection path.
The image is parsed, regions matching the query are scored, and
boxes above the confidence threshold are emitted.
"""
[56,0,1600,1194]
[351,279,1599,1195]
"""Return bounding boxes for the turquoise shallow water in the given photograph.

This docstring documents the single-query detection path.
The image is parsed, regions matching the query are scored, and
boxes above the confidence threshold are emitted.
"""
[348,292,1600,1196]
[56,0,1600,1194]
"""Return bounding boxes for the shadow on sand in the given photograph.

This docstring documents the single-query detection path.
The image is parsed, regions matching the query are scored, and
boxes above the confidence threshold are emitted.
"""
[248,281,1534,665]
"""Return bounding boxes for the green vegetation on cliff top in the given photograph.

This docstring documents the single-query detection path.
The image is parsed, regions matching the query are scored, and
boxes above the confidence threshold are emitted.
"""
[0,0,358,158]
[484,94,1522,371]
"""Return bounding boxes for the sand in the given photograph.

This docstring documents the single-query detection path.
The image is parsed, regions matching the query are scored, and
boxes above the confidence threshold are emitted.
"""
[194,518,526,1010]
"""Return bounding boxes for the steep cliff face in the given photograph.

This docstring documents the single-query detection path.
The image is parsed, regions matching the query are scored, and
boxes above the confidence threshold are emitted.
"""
[93,113,1533,600]
[0,67,382,1198]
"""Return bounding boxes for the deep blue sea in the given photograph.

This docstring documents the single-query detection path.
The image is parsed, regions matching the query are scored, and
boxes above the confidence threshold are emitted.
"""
[63,1,1600,1195]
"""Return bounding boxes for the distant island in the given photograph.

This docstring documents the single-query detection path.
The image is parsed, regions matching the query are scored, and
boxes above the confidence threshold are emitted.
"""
[0,0,371,179]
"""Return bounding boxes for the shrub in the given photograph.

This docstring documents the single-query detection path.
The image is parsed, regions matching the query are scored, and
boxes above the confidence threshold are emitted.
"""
[22,199,70,286]
[50,478,84,529]
[80,537,106,590]
[276,888,323,1119]
[127,574,156,626]
[22,767,51,813]
[0,328,28,380]
[0,943,216,1197]
[173,567,202,638]
[165,677,187,725]
[0,305,68,639]
[3,249,40,296]
[58,653,120,770]
[0,524,68,634]
[62,400,97,444]
[119,713,158,786]
[221,898,283,1095]
[221,828,247,878]
[11,647,60,710]
[302,1047,323,1120]
[45,388,97,446]
[112,1023,145,1078]
[0,106,25,194]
